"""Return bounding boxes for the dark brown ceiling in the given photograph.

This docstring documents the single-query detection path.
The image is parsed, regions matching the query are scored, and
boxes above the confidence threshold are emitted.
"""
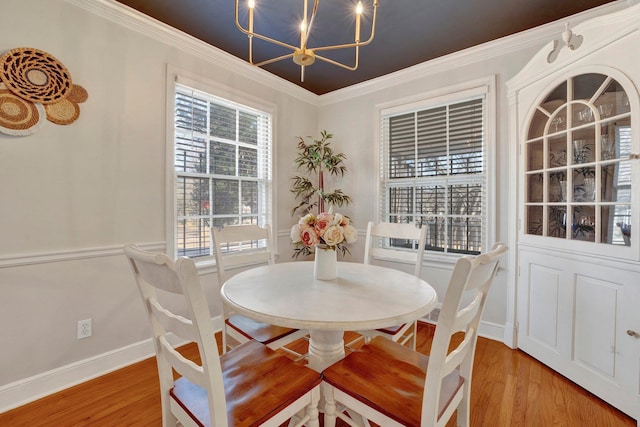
[115,0,615,95]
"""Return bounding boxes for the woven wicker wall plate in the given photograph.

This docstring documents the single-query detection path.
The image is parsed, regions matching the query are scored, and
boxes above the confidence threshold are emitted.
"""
[45,98,80,125]
[0,88,45,136]
[67,84,88,103]
[0,47,72,104]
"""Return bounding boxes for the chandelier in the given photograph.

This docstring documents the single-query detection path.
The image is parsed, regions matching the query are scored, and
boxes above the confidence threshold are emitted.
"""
[235,0,379,81]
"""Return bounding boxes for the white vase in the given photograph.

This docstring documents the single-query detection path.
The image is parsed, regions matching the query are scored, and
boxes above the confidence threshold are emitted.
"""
[314,244,337,280]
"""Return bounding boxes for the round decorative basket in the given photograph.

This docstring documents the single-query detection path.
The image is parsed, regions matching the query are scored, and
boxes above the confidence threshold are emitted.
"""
[0,47,72,104]
[0,87,45,135]
[45,98,80,125]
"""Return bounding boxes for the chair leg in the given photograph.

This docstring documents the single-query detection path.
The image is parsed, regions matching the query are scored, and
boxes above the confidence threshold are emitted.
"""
[322,382,338,427]
[305,386,320,427]
[457,383,471,427]
[410,321,417,350]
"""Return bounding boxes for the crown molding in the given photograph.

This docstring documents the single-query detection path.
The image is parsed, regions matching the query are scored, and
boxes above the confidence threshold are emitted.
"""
[64,0,629,109]
[63,0,319,105]
[317,0,629,106]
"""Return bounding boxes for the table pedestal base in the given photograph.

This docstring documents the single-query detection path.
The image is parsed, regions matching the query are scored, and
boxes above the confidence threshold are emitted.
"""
[308,330,345,372]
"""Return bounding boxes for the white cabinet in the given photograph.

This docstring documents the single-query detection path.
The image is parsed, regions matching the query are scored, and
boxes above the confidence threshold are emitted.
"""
[517,247,640,418]
[508,4,640,420]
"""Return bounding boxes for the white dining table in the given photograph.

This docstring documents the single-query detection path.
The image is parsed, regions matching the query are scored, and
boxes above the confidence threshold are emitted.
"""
[220,261,438,371]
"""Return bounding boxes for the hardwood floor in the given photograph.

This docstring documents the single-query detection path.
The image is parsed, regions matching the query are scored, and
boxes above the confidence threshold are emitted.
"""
[1,323,634,426]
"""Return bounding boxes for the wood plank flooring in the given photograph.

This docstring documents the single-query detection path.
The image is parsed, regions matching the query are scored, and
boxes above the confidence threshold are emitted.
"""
[0,323,635,426]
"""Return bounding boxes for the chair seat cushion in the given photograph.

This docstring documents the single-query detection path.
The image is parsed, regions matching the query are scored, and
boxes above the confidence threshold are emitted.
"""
[322,336,463,426]
[171,340,321,426]
[227,314,299,344]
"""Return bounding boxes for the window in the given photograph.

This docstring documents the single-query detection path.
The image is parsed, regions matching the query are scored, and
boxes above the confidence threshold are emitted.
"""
[173,83,272,258]
[380,88,489,255]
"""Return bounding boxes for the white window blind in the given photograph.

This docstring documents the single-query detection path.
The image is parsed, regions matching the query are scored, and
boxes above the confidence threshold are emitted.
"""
[381,95,487,255]
[173,83,272,258]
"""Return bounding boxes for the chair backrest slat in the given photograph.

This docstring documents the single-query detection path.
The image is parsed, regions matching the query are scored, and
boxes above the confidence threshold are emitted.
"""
[451,293,482,332]
[149,298,198,343]
[364,221,427,277]
[442,327,475,377]
[157,335,207,389]
[212,224,274,285]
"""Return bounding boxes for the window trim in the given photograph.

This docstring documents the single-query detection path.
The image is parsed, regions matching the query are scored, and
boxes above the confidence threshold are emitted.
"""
[166,66,277,263]
[374,76,497,264]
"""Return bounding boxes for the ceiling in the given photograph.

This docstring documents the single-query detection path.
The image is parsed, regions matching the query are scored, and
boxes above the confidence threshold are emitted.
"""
[114,0,615,95]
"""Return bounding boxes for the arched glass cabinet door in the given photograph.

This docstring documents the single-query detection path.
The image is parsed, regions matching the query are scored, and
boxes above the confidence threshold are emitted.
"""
[524,73,632,246]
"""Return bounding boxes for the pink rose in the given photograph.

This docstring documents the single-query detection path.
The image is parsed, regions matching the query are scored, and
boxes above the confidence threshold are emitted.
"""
[300,226,319,247]
[314,218,330,237]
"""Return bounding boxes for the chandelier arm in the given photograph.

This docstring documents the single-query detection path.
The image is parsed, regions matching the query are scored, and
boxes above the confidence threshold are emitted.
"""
[235,0,298,51]
[248,32,299,51]
[310,4,377,52]
[315,49,359,71]
[252,53,296,67]
[310,38,373,53]
[304,0,320,49]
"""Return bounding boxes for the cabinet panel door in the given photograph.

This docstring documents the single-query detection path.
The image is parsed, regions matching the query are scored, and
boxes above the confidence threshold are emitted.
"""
[574,276,619,378]
[518,250,574,367]
[518,248,640,418]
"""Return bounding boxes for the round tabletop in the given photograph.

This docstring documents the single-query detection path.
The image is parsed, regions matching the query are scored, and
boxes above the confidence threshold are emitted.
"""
[220,261,438,332]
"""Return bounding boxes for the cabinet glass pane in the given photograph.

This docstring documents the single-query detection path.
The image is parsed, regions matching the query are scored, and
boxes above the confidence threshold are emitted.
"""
[594,79,630,117]
[601,205,631,246]
[548,171,566,202]
[572,126,595,164]
[600,133,616,161]
[572,167,596,202]
[573,74,607,101]
[544,81,567,105]
[549,107,567,133]
[548,206,567,238]
[571,205,595,242]
[601,162,631,203]
[527,173,544,202]
[527,205,543,235]
[527,140,544,171]
[528,110,548,139]
[573,104,595,125]
[549,135,567,167]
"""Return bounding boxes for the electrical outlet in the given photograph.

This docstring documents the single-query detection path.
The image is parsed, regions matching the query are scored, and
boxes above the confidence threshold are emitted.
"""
[77,319,92,339]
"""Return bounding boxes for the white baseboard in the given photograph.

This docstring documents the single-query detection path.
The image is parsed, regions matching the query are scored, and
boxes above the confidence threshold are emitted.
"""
[0,315,224,414]
[419,313,505,344]
[0,338,157,413]
[478,320,505,342]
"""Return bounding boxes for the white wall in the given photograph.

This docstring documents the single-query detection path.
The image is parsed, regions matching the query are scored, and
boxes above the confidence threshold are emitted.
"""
[0,0,628,413]
[0,0,317,410]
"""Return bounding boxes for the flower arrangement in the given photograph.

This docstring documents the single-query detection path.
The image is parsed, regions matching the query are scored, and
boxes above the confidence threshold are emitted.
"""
[291,211,358,258]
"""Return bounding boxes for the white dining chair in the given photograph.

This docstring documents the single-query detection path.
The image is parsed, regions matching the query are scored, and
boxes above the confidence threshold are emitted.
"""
[353,221,427,350]
[212,224,309,357]
[322,243,508,427]
[124,244,321,427]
